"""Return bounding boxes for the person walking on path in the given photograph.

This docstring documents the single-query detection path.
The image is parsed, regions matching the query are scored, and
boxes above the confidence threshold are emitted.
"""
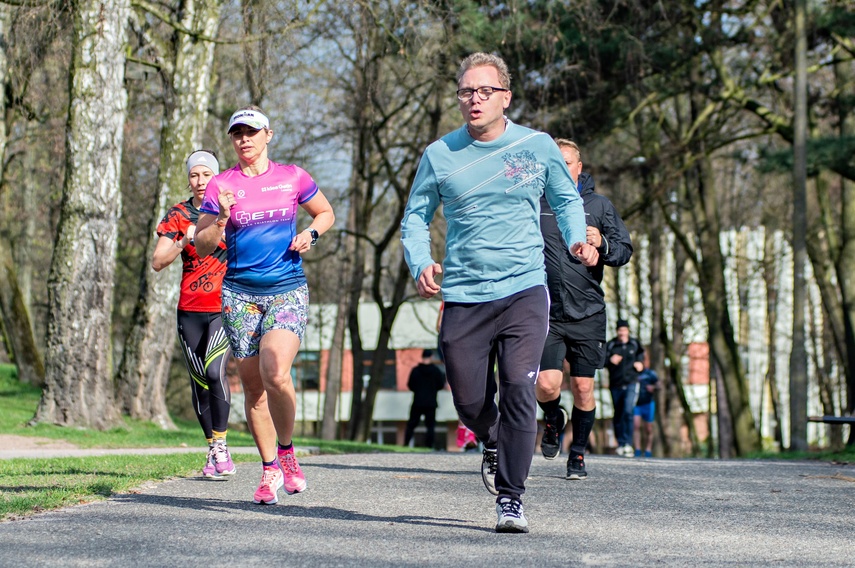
[535,140,633,481]
[401,52,599,533]
[195,106,334,505]
[634,365,659,457]
[404,349,446,449]
[605,320,645,457]
[152,150,235,479]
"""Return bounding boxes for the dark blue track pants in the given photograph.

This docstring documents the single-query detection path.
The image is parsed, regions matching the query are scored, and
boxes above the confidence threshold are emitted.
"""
[439,285,549,501]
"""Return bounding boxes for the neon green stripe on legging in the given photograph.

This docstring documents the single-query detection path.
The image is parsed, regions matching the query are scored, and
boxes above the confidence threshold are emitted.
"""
[204,336,231,373]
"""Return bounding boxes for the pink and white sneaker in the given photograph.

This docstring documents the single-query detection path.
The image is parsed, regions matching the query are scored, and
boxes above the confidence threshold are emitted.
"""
[277,447,307,494]
[212,442,236,476]
[202,447,218,478]
[253,466,284,505]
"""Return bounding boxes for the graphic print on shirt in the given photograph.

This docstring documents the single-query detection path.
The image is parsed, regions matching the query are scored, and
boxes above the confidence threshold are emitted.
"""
[231,181,298,227]
[502,150,546,192]
[199,162,318,294]
[156,199,227,312]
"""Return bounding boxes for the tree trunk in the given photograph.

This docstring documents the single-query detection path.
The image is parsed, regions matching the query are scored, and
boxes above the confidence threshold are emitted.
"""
[344,5,375,440]
[0,237,45,385]
[789,0,809,451]
[321,274,349,440]
[658,222,701,457]
[690,153,760,456]
[696,216,760,455]
[713,359,734,458]
[116,0,221,429]
[357,255,410,442]
[834,58,855,445]
[344,191,368,441]
[762,225,783,448]
[646,206,669,456]
[36,0,130,429]
[0,7,44,385]
[812,301,843,449]
[240,0,268,106]
[345,166,368,441]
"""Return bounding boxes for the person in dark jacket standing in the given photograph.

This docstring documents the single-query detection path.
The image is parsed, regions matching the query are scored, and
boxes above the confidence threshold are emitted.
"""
[404,350,446,449]
[605,320,645,457]
[536,139,633,480]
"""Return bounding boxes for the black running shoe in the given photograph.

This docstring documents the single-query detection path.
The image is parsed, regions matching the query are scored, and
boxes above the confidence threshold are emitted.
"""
[566,452,588,480]
[495,497,529,533]
[540,406,568,460]
[481,447,498,495]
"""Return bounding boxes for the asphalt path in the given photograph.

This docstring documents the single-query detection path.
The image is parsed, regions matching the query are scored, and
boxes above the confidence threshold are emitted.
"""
[1,451,853,567]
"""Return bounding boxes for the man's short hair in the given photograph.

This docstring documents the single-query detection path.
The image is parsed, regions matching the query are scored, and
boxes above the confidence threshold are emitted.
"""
[457,52,511,90]
[554,138,581,162]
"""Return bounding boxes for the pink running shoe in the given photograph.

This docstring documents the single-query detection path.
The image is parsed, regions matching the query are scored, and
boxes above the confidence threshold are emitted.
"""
[202,447,218,478]
[212,442,236,476]
[278,447,307,494]
[253,466,283,505]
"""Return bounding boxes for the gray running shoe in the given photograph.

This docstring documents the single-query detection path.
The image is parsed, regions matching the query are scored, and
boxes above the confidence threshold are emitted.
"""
[566,453,588,480]
[495,497,529,533]
[540,406,568,460]
[481,447,498,495]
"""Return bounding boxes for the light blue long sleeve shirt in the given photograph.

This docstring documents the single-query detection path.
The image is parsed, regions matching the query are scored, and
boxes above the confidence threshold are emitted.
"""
[401,119,586,303]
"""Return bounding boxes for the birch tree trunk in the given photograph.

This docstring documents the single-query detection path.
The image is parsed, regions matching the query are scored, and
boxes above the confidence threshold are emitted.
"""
[35,0,130,429]
[115,0,221,428]
[762,225,783,448]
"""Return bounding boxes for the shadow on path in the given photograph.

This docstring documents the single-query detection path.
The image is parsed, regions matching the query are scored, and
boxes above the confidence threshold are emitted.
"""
[305,460,476,477]
[111,493,494,533]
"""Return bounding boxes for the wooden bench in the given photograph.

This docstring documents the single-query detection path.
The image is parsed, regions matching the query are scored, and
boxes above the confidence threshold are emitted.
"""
[808,415,855,425]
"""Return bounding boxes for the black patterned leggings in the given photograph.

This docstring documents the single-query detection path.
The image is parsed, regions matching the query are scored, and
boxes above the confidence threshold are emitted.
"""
[177,310,232,438]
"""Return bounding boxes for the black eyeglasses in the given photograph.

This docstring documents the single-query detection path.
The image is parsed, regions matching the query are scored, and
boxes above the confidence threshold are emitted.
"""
[456,86,510,101]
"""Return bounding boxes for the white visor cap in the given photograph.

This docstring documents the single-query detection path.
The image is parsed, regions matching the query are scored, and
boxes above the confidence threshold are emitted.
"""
[227,109,270,133]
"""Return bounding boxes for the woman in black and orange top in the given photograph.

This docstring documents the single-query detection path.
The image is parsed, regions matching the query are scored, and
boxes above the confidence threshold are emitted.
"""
[152,150,234,479]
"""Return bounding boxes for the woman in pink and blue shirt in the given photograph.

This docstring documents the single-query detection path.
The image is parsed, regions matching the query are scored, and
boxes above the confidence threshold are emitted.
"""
[195,106,334,505]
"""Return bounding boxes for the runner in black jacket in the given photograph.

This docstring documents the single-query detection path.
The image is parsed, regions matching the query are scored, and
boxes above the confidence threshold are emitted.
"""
[605,320,645,457]
[536,139,633,480]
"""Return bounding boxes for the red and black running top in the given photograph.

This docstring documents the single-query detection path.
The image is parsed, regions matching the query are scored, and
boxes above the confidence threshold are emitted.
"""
[156,198,227,312]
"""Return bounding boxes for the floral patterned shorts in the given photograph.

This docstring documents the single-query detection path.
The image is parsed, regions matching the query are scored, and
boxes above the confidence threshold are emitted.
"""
[221,283,309,358]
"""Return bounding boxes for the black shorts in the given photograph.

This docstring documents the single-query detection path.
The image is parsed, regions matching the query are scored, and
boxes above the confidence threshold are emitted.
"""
[539,318,606,378]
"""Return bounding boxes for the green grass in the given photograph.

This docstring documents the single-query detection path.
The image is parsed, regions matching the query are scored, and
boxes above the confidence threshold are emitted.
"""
[1,453,214,520]
[747,445,855,462]
[0,364,417,521]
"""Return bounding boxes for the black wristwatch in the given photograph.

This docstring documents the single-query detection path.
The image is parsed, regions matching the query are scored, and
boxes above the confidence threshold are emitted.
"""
[307,228,319,246]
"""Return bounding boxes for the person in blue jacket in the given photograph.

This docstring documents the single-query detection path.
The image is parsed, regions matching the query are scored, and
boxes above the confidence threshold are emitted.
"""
[634,366,660,457]
[401,52,599,534]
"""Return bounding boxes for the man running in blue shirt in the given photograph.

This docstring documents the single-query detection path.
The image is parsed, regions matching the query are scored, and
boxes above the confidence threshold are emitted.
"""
[401,52,599,534]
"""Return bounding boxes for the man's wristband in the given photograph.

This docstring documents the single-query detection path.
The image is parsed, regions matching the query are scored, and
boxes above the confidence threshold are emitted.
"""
[215,218,228,228]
